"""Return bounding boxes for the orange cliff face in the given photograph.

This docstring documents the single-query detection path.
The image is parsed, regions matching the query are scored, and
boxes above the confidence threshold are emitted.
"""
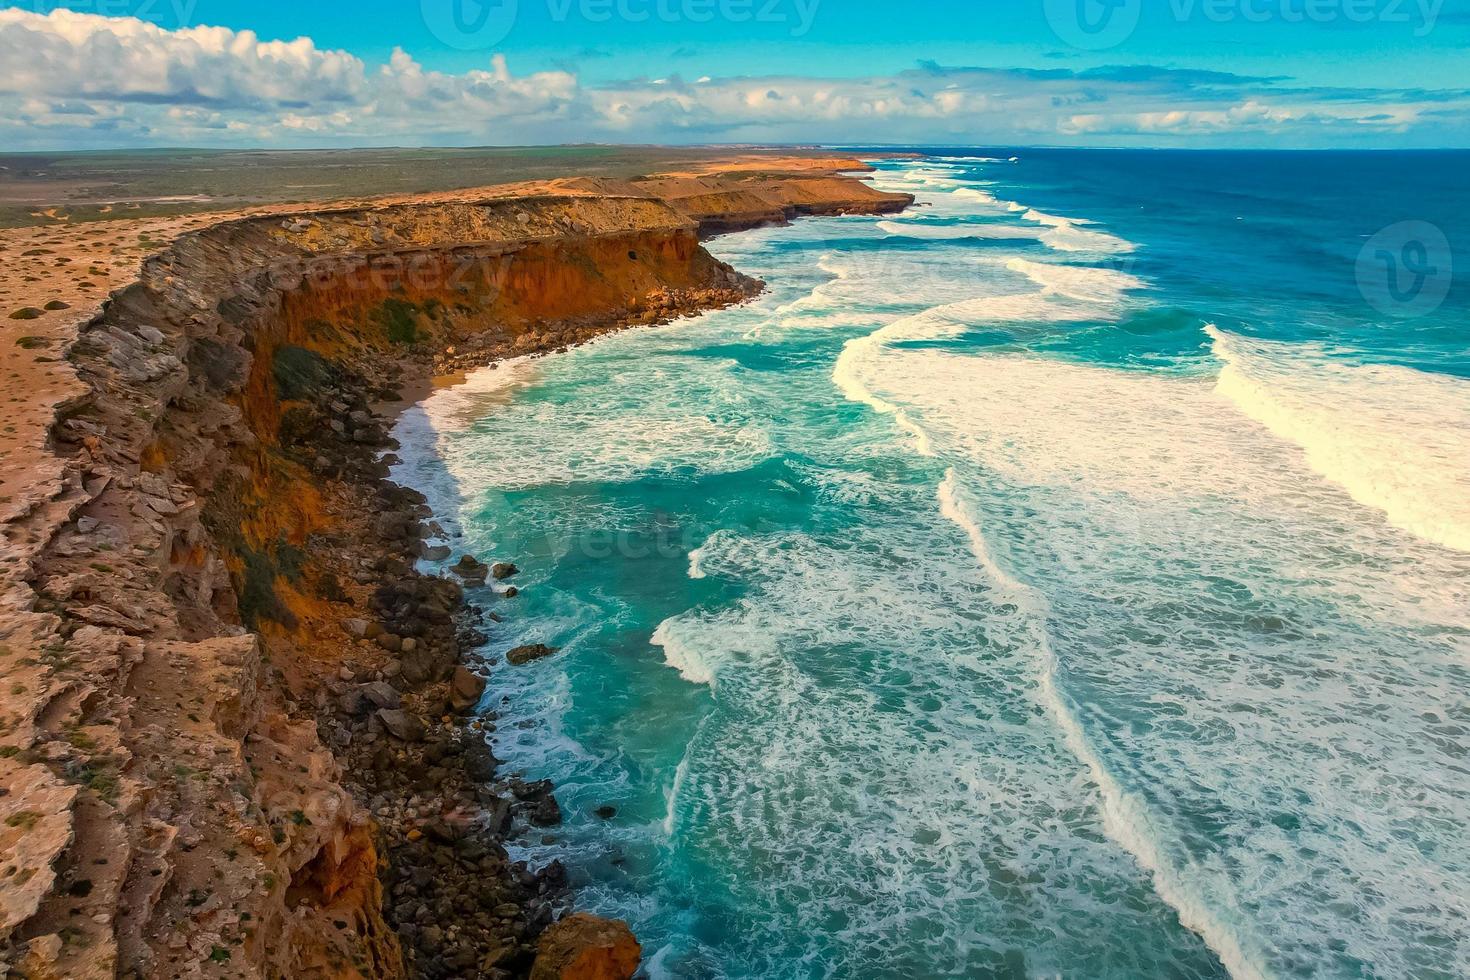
[0,163,910,979]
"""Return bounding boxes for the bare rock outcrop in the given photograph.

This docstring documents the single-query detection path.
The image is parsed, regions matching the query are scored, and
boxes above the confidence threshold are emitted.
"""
[529,914,640,980]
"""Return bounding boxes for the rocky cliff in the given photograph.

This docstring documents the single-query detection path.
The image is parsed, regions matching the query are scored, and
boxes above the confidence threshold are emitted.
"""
[0,165,910,978]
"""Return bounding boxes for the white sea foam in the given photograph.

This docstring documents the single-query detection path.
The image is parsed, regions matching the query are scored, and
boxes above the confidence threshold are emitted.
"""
[937,471,1268,980]
[645,944,677,980]
[1007,257,1145,305]
[662,716,706,836]
[832,243,1136,460]
[853,347,1470,977]
[952,187,1003,207]
[651,617,716,686]
[686,542,709,579]
[406,355,540,430]
[1022,208,1137,254]
[825,225,1271,973]
[613,497,1238,976]
[877,219,1044,242]
[410,352,775,490]
[1209,325,1470,553]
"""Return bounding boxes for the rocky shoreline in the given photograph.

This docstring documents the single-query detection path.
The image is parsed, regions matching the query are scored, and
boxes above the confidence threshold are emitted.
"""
[0,158,909,978]
[284,282,760,979]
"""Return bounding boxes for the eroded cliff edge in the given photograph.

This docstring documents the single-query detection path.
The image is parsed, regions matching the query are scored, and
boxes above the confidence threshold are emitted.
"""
[0,164,910,978]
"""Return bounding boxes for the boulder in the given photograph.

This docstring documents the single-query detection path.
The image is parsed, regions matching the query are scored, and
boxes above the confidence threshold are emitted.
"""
[491,561,520,580]
[530,913,640,980]
[377,708,425,742]
[529,795,562,827]
[506,644,558,666]
[337,689,374,717]
[449,666,487,713]
[452,555,489,582]
[511,778,554,801]
[359,681,402,710]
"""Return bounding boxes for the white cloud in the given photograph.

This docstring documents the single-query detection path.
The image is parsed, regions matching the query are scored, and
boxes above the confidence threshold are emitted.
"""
[1,8,1465,149]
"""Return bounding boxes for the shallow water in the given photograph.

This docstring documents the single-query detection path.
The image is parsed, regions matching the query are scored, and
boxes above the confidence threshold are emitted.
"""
[393,151,1470,979]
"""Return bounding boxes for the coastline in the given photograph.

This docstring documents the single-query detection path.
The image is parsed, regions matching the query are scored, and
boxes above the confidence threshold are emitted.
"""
[0,155,911,977]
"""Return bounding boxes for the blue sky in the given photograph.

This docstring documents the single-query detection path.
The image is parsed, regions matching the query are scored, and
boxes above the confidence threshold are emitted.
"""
[17,0,1468,86]
[3,0,1469,148]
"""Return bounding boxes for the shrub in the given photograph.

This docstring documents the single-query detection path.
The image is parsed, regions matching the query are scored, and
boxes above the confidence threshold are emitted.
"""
[373,298,419,345]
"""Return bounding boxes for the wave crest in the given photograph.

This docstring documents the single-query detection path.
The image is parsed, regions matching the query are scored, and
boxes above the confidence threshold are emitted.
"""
[1209,325,1470,553]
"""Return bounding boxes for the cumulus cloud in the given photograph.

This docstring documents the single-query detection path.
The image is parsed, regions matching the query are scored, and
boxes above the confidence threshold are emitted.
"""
[0,8,583,145]
[1,8,1466,148]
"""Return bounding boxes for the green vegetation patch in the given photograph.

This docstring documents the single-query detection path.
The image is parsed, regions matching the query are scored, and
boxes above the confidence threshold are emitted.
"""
[275,537,306,584]
[238,543,292,629]
[372,297,420,345]
[236,535,306,629]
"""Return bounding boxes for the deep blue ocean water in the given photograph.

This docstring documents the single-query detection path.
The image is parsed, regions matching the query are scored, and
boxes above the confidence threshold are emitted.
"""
[394,150,1470,979]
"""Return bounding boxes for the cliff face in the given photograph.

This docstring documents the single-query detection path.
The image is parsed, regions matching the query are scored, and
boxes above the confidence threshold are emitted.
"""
[0,170,910,978]
[632,172,912,237]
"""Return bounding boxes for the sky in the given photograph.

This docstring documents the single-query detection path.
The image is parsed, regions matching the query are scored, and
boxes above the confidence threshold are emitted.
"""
[2,0,1469,149]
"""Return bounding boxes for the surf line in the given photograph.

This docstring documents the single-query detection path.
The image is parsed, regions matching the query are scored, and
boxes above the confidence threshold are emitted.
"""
[662,713,711,838]
[832,318,937,458]
[830,301,1267,977]
[935,470,1266,980]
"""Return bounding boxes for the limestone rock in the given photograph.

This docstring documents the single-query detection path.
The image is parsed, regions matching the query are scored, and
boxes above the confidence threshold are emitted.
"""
[530,913,641,980]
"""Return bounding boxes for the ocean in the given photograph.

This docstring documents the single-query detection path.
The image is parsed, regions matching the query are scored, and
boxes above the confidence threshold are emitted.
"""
[392,150,1470,979]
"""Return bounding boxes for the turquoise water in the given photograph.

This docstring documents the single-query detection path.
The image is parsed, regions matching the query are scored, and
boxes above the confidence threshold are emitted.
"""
[393,152,1470,979]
